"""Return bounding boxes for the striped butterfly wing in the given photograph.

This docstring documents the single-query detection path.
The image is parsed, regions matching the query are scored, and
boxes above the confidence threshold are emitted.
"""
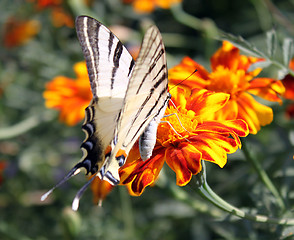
[42,17,169,210]
[41,16,136,202]
[100,26,169,184]
[75,16,135,175]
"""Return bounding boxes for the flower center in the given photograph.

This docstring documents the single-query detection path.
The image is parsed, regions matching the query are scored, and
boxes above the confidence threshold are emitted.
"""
[157,106,198,146]
[207,66,250,99]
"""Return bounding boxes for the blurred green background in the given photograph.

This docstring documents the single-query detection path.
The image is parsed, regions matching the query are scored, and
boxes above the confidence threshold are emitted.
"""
[1,0,294,239]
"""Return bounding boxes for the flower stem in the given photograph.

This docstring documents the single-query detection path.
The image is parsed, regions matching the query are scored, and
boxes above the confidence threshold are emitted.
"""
[195,162,294,225]
[0,111,55,140]
[166,181,223,218]
[170,4,219,37]
[241,139,285,211]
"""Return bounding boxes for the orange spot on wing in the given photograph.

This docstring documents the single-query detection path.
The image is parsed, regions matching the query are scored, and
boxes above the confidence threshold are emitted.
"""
[104,145,112,155]
[116,149,127,158]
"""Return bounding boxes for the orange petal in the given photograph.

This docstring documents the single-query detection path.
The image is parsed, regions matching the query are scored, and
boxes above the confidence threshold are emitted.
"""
[237,92,273,134]
[4,18,40,48]
[120,148,165,196]
[189,131,241,167]
[169,57,209,90]
[187,89,230,120]
[90,176,114,204]
[165,144,202,186]
[214,99,239,120]
[282,74,294,100]
[211,41,240,72]
[248,78,285,104]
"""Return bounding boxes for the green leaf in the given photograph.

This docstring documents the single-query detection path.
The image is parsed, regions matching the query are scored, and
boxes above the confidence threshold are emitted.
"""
[219,31,267,58]
[248,60,272,72]
[282,38,294,66]
[266,29,277,58]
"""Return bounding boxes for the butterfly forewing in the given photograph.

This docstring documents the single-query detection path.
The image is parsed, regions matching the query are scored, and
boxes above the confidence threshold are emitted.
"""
[101,26,169,184]
[76,16,135,98]
[74,16,137,175]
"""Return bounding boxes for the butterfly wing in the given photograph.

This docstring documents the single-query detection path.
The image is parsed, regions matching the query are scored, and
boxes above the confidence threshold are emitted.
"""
[100,25,169,184]
[75,16,135,174]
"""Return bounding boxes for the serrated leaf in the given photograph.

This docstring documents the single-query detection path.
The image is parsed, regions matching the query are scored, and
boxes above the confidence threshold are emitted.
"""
[266,29,277,58]
[248,60,272,72]
[219,31,267,58]
[282,38,294,66]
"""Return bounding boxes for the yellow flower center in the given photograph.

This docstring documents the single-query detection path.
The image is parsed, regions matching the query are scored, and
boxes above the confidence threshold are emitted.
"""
[207,66,250,99]
[157,106,198,147]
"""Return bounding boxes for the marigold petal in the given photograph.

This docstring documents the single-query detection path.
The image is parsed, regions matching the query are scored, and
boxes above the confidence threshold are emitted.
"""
[214,99,239,120]
[282,74,294,100]
[237,93,273,134]
[187,89,230,120]
[211,41,262,77]
[189,133,239,167]
[170,86,189,109]
[165,144,202,186]
[211,41,240,72]
[169,57,209,90]
[4,18,40,48]
[120,148,165,196]
[90,176,114,204]
[248,78,285,104]
[43,63,92,126]
[196,119,249,138]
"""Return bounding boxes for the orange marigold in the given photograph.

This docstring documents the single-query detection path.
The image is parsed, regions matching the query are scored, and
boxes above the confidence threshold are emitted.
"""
[28,0,74,28]
[119,87,249,195]
[90,176,114,205]
[281,58,294,118]
[3,18,40,48]
[123,0,182,13]
[169,41,285,134]
[43,62,92,126]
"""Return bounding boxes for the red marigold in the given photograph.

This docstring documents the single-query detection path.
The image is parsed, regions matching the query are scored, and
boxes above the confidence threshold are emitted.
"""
[169,41,285,134]
[119,87,249,195]
[3,18,40,48]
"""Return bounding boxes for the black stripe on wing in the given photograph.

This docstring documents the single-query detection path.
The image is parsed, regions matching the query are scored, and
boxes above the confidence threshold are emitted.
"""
[76,16,101,97]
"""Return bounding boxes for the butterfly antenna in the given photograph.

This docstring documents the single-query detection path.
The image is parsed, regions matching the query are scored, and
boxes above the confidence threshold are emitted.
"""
[169,69,198,91]
[41,164,82,201]
[72,176,95,211]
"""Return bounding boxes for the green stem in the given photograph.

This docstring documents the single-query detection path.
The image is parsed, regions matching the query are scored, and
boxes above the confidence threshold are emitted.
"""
[170,4,219,39]
[241,139,285,211]
[0,111,55,140]
[119,187,135,240]
[195,162,294,225]
[166,181,223,218]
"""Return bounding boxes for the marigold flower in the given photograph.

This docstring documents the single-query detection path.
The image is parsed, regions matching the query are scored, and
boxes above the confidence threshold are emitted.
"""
[43,62,92,126]
[0,161,6,185]
[169,41,285,134]
[3,18,40,48]
[90,176,114,205]
[281,58,294,118]
[28,0,74,28]
[51,7,74,28]
[123,0,182,13]
[119,87,249,195]
[27,0,62,9]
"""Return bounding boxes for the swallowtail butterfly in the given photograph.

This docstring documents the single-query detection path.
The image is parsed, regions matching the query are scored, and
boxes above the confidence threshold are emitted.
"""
[42,16,170,210]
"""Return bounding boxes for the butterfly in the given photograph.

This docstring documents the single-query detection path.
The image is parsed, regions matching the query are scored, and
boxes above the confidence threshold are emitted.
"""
[42,16,170,210]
